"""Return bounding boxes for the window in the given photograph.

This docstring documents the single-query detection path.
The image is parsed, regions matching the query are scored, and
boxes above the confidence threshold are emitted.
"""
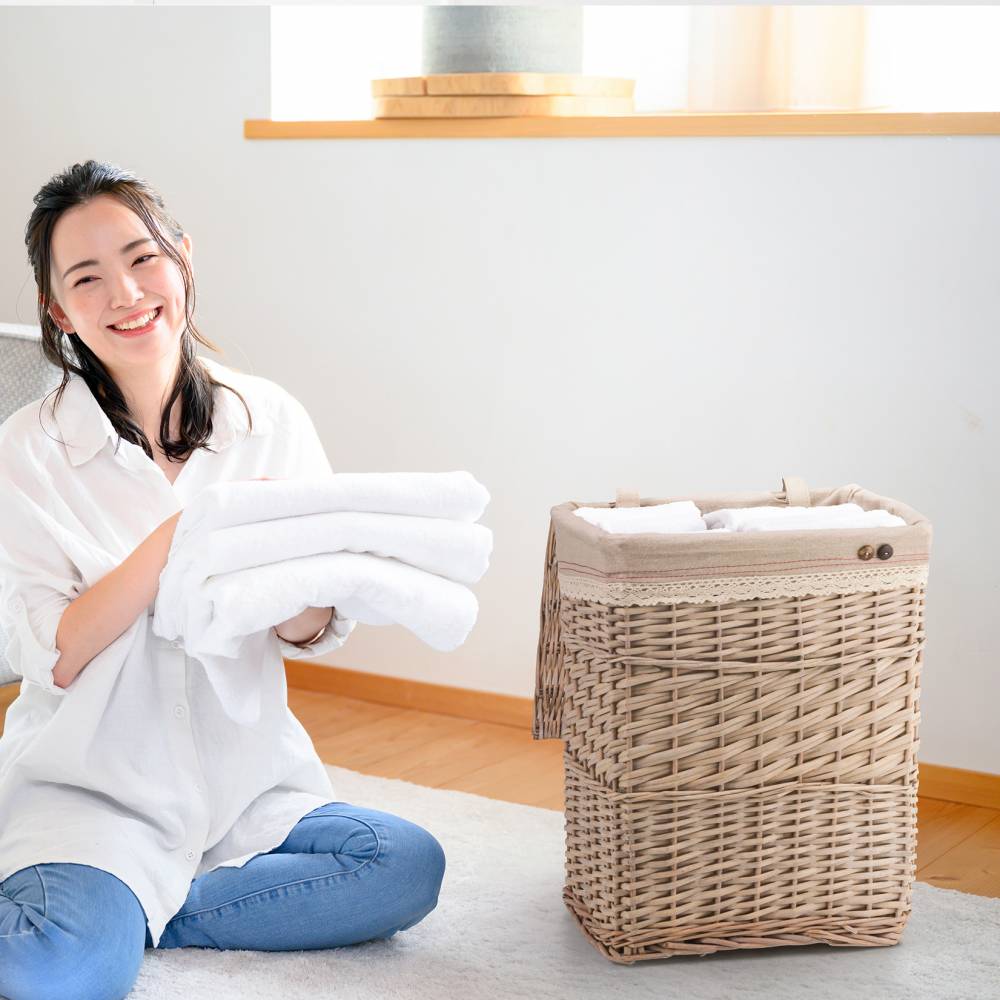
[270,5,1000,121]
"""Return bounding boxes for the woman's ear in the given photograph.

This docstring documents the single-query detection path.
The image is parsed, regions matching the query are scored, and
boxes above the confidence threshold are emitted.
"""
[181,233,193,266]
[45,298,72,333]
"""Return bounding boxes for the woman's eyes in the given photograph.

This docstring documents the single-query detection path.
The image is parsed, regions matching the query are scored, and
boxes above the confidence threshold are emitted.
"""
[74,254,156,287]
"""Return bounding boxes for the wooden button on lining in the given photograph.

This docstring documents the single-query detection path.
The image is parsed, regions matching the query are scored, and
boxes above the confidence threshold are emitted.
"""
[857,544,875,560]
[877,543,894,560]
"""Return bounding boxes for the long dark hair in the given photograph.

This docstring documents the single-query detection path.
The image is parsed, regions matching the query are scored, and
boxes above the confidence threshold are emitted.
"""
[24,159,252,464]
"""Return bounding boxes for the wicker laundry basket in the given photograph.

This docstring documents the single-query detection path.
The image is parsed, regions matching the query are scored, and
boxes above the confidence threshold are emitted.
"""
[533,476,932,965]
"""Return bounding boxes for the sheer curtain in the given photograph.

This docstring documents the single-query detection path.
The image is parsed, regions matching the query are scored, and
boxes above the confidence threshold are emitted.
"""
[685,6,869,112]
[678,5,1000,113]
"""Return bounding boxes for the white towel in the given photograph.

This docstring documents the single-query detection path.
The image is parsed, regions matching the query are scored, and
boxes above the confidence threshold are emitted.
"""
[705,502,907,532]
[156,508,489,641]
[170,471,489,544]
[573,500,707,534]
[199,550,479,656]
[571,499,908,535]
[154,509,493,656]
[150,473,492,725]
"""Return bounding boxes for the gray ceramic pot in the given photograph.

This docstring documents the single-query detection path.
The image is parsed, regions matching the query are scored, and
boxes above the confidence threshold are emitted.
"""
[422,5,584,75]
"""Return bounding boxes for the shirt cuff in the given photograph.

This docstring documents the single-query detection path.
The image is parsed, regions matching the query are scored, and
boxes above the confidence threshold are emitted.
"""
[1,595,68,697]
[275,608,357,660]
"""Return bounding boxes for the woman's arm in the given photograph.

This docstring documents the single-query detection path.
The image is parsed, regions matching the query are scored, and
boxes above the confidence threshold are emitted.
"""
[52,511,182,690]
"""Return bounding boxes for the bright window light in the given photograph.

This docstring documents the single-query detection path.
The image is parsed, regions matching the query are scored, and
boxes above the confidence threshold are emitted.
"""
[865,6,1000,110]
[270,5,1000,120]
[271,6,423,121]
[581,6,691,112]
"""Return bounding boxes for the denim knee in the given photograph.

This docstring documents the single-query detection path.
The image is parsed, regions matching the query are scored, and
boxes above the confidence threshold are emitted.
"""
[0,864,145,1000]
[391,820,446,927]
[0,915,144,1000]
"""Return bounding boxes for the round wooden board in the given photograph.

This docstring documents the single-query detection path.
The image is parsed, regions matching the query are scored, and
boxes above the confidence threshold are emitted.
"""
[372,73,635,98]
[373,94,636,118]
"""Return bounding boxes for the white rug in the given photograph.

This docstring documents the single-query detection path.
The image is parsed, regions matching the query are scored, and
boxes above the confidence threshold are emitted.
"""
[130,764,1000,1000]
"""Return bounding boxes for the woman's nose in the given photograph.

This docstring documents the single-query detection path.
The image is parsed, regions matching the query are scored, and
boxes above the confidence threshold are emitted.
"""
[107,271,145,309]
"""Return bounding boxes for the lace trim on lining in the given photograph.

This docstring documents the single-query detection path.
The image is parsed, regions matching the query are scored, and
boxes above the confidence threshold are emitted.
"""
[557,564,929,606]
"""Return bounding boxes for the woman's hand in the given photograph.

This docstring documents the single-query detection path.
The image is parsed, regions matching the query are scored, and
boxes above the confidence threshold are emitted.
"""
[274,606,335,646]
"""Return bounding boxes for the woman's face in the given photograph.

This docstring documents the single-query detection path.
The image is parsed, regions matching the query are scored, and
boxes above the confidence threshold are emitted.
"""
[45,193,193,377]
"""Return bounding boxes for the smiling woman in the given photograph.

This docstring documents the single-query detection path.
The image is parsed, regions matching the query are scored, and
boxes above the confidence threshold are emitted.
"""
[0,160,444,995]
[24,161,247,464]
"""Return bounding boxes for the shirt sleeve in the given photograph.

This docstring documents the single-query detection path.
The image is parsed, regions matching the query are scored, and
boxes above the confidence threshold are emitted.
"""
[0,485,85,697]
[281,390,334,479]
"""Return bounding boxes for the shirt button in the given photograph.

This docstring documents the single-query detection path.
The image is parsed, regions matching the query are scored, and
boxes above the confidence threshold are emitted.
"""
[185,849,195,860]
[170,640,183,650]
[876,543,894,560]
[857,544,875,561]
[174,705,186,718]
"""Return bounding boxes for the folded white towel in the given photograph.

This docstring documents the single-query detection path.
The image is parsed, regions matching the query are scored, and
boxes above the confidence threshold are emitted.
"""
[571,499,908,535]
[199,551,478,657]
[171,471,490,544]
[155,509,493,649]
[704,502,907,532]
[573,500,707,534]
[150,473,493,725]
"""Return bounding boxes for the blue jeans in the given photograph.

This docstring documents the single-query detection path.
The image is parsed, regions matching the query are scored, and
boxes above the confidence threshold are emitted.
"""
[0,801,446,1000]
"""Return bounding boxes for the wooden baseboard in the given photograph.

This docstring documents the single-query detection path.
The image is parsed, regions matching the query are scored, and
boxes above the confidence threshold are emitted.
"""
[918,762,1000,811]
[284,659,532,730]
[284,661,1000,809]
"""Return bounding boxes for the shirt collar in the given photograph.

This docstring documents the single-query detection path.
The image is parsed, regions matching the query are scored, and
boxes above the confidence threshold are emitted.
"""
[52,356,273,468]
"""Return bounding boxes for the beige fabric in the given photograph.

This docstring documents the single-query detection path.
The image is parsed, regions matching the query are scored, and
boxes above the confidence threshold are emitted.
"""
[686,7,869,112]
[552,482,932,605]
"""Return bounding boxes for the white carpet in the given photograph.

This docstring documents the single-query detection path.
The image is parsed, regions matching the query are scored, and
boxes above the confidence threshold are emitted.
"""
[130,764,1000,1000]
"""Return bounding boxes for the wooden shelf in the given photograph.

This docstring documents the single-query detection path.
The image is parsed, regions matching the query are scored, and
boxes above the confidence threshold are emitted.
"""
[245,110,1000,140]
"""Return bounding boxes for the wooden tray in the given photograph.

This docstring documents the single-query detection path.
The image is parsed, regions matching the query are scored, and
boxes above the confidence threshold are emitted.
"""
[372,73,635,98]
[374,94,635,119]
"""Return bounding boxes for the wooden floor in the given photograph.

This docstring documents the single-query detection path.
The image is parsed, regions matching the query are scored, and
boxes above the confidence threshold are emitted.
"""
[2,684,997,898]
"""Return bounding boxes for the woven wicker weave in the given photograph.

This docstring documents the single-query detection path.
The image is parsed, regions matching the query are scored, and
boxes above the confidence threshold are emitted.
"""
[533,476,931,964]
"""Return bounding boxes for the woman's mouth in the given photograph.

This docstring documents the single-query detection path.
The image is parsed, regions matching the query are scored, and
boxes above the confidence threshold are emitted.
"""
[108,305,162,338]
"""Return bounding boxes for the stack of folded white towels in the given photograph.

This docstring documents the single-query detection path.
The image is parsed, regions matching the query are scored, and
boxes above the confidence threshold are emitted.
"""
[574,500,906,534]
[151,471,493,662]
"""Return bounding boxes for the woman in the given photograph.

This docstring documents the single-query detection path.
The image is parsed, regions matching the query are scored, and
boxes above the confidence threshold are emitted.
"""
[0,160,445,1000]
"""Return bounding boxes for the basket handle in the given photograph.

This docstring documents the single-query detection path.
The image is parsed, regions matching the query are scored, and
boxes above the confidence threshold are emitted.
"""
[780,475,811,507]
[615,481,811,507]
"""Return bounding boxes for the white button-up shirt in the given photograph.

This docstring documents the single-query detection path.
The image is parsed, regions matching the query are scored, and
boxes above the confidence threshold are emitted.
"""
[0,355,356,947]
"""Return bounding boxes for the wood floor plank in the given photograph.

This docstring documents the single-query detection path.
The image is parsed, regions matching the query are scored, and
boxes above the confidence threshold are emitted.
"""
[288,688,411,737]
[917,799,998,871]
[360,720,548,785]
[917,813,1000,897]
[313,707,479,771]
[439,743,566,808]
[0,685,18,719]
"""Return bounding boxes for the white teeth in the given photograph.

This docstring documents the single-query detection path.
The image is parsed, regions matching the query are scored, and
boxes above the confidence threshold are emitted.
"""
[112,308,157,331]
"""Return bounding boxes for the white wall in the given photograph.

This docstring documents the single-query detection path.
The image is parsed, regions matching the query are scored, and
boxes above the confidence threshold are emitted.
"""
[1,7,997,775]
